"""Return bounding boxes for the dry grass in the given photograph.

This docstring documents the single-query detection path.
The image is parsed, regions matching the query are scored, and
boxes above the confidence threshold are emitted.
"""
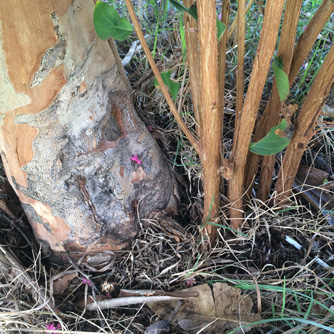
[2,167,334,333]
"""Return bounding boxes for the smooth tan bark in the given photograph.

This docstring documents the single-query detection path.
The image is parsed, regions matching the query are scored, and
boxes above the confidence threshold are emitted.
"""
[274,43,334,198]
[245,0,334,195]
[198,0,221,242]
[0,0,178,262]
[228,0,285,230]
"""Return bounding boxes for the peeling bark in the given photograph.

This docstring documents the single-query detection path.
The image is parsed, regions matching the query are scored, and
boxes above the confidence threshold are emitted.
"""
[0,0,178,262]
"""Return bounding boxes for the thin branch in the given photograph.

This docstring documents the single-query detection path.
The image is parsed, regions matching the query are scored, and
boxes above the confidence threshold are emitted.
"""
[86,295,188,311]
[227,0,254,40]
[289,0,334,84]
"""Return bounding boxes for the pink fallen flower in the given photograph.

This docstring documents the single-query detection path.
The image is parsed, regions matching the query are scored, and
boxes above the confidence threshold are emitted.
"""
[185,277,196,288]
[131,155,142,165]
[45,323,61,334]
[82,277,92,286]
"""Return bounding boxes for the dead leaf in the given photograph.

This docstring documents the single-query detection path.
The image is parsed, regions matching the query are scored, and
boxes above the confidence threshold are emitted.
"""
[145,320,170,334]
[282,104,298,120]
[293,180,334,225]
[147,283,261,333]
[83,252,115,272]
[297,165,328,186]
[322,104,334,117]
[219,159,233,180]
[52,272,78,295]
[274,122,295,140]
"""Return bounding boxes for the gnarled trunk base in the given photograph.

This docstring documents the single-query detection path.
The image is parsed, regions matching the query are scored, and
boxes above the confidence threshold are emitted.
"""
[0,0,178,262]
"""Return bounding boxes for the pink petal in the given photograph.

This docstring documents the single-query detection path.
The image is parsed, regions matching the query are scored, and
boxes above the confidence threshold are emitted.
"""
[82,277,92,286]
[46,324,55,330]
[45,323,61,334]
[131,155,142,165]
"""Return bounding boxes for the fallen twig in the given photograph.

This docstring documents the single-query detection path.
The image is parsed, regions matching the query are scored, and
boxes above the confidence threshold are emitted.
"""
[86,295,192,311]
[83,288,198,311]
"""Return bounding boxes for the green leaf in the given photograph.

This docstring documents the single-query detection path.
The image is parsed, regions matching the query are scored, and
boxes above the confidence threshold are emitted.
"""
[179,14,187,58]
[94,1,134,41]
[217,19,226,42]
[273,56,284,70]
[249,119,292,156]
[154,70,180,101]
[272,57,289,101]
[188,4,198,20]
[169,0,198,20]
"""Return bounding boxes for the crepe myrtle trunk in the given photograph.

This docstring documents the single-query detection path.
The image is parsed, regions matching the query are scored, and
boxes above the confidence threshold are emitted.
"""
[0,0,178,263]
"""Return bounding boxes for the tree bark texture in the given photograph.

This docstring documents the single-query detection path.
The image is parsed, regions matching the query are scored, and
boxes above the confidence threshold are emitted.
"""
[0,0,178,262]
